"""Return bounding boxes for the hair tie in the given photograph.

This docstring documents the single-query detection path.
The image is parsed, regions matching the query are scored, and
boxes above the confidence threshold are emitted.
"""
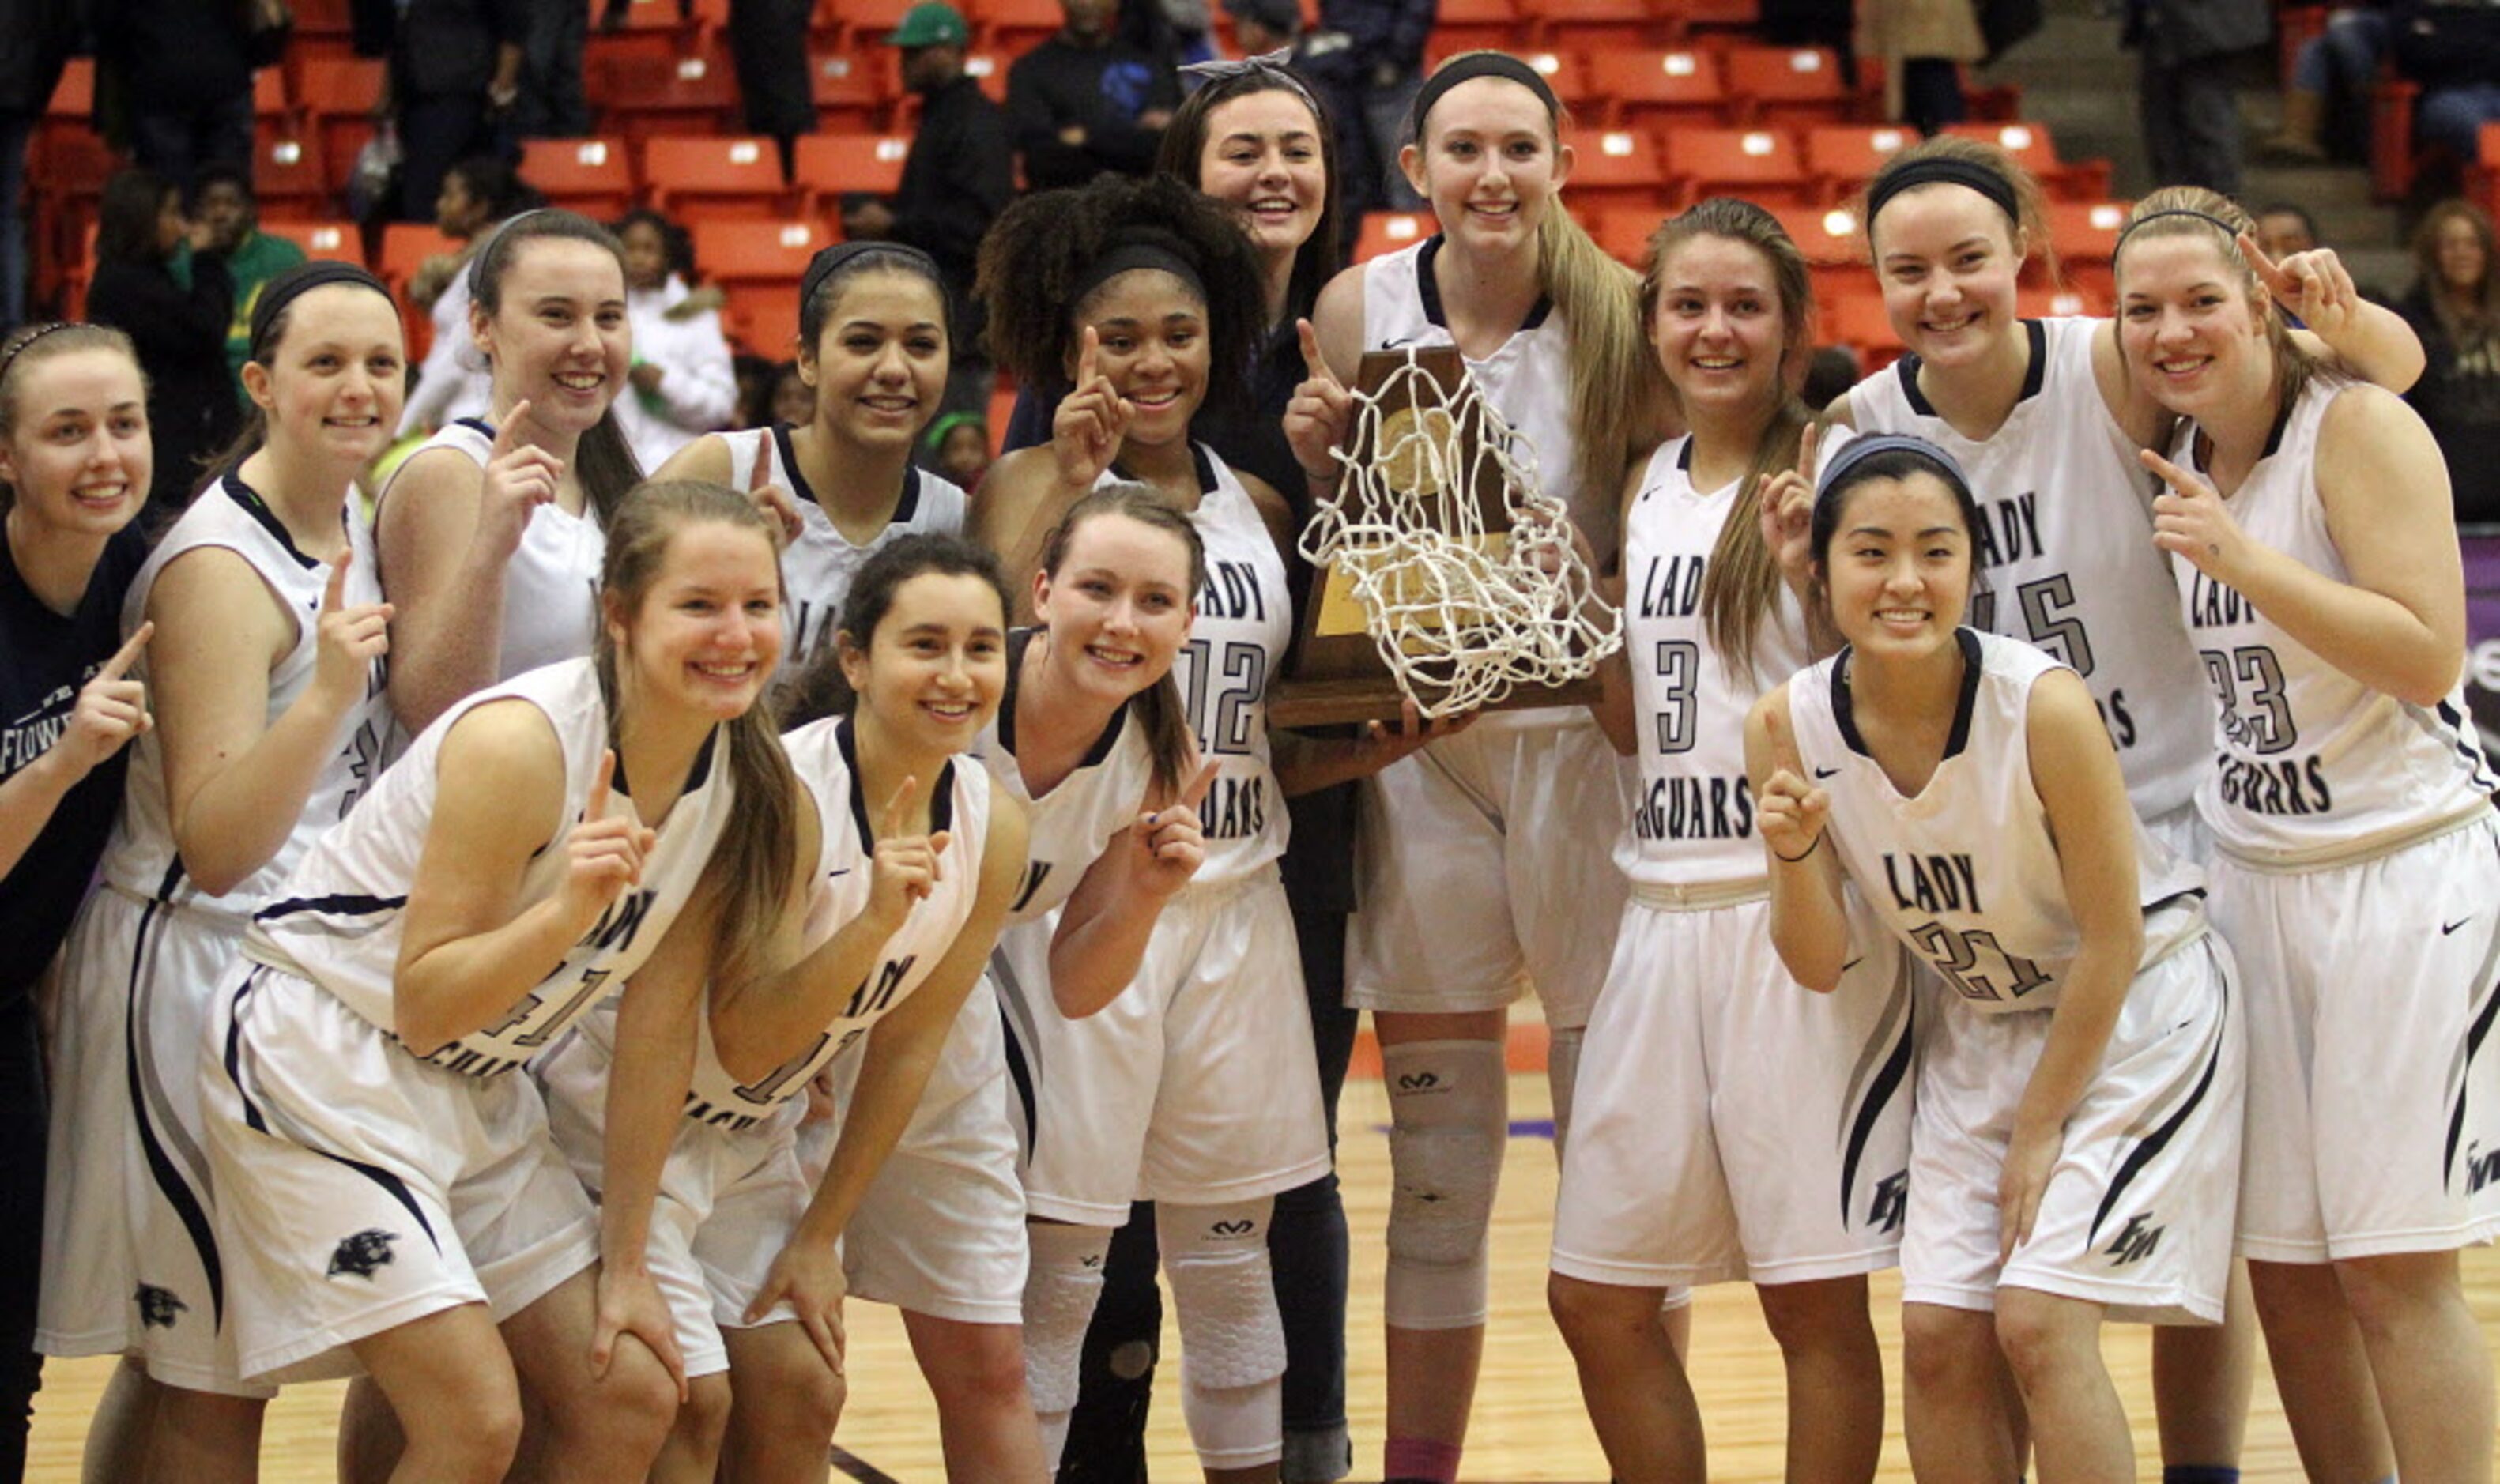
[799,239,944,317]
[1865,156,2021,230]
[1067,239,1208,315]
[0,322,81,388]
[1813,432,1970,507]
[1408,52,1560,144]
[249,261,393,363]
[2115,207,2245,252]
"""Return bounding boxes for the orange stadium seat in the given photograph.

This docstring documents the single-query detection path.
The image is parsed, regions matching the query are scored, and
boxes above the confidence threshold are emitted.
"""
[251,129,332,217]
[1724,46,1858,127]
[1584,48,1729,130]
[692,217,835,356]
[1661,126,1808,208]
[1767,202,1864,269]
[821,0,920,47]
[1431,0,1521,54]
[1564,128,1671,213]
[590,47,745,144]
[292,58,388,191]
[643,135,799,216]
[253,67,289,121]
[809,50,893,131]
[793,133,915,203]
[521,137,639,220]
[378,222,462,359]
[259,219,368,266]
[1593,205,1663,266]
[1943,121,2112,201]
[967,0,1063,51]
[1825,288,1904,363]
[1655,0,1759,28]
[1352,211,1435,263]
[1802,124,1914,202]
[1521,0,1656,51]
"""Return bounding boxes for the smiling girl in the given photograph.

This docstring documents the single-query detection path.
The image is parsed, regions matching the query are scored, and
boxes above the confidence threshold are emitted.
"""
[1753,435,2244,1483]
[2118,188,2500,1484]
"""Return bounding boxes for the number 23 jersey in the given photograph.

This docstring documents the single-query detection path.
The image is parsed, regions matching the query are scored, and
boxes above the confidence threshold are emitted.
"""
[1785,628,2206,1014]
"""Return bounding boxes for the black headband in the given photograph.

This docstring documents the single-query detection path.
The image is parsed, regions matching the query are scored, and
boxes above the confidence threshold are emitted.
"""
[0,322,81,388]
[1865,156,2021,230]
[1814,432,1971,507]
[249,262,393,362]
[799,239,944,318]
[1068,240,1208,314]
[1409,52,1559,143]
[2114,207,2245,252]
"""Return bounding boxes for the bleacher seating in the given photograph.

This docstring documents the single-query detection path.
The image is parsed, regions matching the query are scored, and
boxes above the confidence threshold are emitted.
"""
[522,137,640,221]
[1662,126,1809,209]
[643,135,800,217]
[692,217,836,355]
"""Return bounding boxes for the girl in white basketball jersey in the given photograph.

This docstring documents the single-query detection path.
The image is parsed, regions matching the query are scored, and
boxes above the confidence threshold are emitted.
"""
[375,210,643,735]
[1754,435,2245,1483]
[1284,51,1668,1480]
[979,174,1413,1482]
[1547,198,1910,1484]
[1831,134,2428,1483]
[543,533,1030,1482]
[654,242,969,681]
[199,481,799,1482]
[2119,189,2500,1483]
[40,265,401,1482]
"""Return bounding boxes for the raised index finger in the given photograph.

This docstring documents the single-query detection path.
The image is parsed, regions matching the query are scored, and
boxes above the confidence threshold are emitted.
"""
[585,748,616,822]
[1180,757,1220,812]
[2235,233,2290,298]
[1795,419,1823,480]
[1763,699,1804,776]
[1295,318,1337,386]
[322,545,353,612]
[100,620,154,680]
[2136,446,2204,495]
[1076,326,1099,389]
[881,774,919,841]
[492,401,533,457]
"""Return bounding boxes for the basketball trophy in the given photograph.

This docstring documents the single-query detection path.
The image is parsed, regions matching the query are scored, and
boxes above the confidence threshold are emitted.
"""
[1269,345,1622,728]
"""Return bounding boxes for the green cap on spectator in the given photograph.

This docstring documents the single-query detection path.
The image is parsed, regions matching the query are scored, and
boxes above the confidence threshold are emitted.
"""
[889,2,970,47]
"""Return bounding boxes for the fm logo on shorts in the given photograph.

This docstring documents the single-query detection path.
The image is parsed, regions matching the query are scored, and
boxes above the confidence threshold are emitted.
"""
[134,1284,188,1330]
[327,1229,401,1281]
[2103,1212,2164,1267]
[2464,1141,2500,1195]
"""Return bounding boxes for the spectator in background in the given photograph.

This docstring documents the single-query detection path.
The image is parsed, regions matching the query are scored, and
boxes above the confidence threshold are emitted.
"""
[730,351,782,427]
[2123,0,2268,197]
[2400,199,2500,522]
[726,0,815,177]
[379,0,529,223]
[515,0,594,139]
[922,408,989,488]
[846,2,1013,410]
[1856,0,1982,134]
[92,0,268,193]
[2389,0,2500,168]
[1007,0,1180,191]
[2254,200,2322,258]
[0,0,81,332]
[1319,0,1431,214]
[84,169,236,514]
[768,356,814,424]
[2259,2,2392,163]
[188,162,307,397]
[613,207,737,471]
[398,154,539,437]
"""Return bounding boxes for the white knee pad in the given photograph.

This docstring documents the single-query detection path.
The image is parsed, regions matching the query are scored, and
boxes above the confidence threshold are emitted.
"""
[1159,1200,1285,1469]
[1547,1023,1585,1161]
[1382,1039,1507,1331]
[1020,1222,1110,1434]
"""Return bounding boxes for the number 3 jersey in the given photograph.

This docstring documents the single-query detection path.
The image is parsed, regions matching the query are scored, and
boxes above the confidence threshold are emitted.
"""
[1786,629,2206,1015]
[243,658,736,1075]
[2169,379,2495,868]
[1849,318,2211,824]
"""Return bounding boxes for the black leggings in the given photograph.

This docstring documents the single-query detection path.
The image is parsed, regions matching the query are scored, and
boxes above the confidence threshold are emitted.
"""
[0,997,47,1481]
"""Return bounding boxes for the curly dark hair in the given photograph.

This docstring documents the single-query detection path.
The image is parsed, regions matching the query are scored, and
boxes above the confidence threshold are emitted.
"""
[974,173,1265,416]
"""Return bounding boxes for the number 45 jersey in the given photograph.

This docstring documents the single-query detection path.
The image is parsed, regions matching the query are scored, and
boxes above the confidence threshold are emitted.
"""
[1786,628,2208,1015]
[1848,317,2211,825]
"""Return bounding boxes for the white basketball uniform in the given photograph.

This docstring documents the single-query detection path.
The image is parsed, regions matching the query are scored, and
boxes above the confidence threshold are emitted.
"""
[2168,381,2500,1261]
[1344,236,1633,1030]
[1552,438,1914,1290]
[1848,318,2212,834]
[716,424,969,678]
[542,716,993,1370]
[199,658,733,1380]
[38,476,390,1398]
[1788,629,2245,1323]
[381,417,605,681]
[1003,447,1328,1223]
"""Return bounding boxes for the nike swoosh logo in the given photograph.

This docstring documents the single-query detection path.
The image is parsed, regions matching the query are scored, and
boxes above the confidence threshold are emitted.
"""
[827,868,852,880]
[2445,917,2472,935]
[1813,766,1841,779]
[1839,956,1863,974]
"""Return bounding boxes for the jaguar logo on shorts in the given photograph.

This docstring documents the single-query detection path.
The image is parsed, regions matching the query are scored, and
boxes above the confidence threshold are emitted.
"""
[1210,1219,1256,1237]
[327,1229,401,1281]
[134,1284,188,1330]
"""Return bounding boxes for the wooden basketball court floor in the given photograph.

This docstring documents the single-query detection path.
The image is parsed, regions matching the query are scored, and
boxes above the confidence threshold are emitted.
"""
[28,1050,2500,1480]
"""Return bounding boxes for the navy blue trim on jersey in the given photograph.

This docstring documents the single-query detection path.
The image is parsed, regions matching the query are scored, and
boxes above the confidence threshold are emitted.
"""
[454,416,496,440]
[253,891,409,925]
[611,725,720,803]
[2090,959,2226,1241]
[768,423,924,523]
[1414,235,1553,334]
[1673,436,1694,473]
[830,716,956,842]
[1838,970,1912,1226]
[220,473,326,571]
[221,970,443,1255]
[2448,898,2500,1190]
[1111,443,1219,499]
[1829,628,1985,765]
[998,978,1039,1154]
[1898,319,2047,417]
[996,627,1131,770]
[126,889,228,1328]
[2435,700,2499,793]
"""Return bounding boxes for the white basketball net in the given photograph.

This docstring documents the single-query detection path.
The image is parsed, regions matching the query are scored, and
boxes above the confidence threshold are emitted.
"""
[1299,348,1622,718]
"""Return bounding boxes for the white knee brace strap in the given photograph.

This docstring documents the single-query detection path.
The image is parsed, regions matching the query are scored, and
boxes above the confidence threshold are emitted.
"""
[1382,1038,1508,1331]
[1159,1200,1285,1469]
